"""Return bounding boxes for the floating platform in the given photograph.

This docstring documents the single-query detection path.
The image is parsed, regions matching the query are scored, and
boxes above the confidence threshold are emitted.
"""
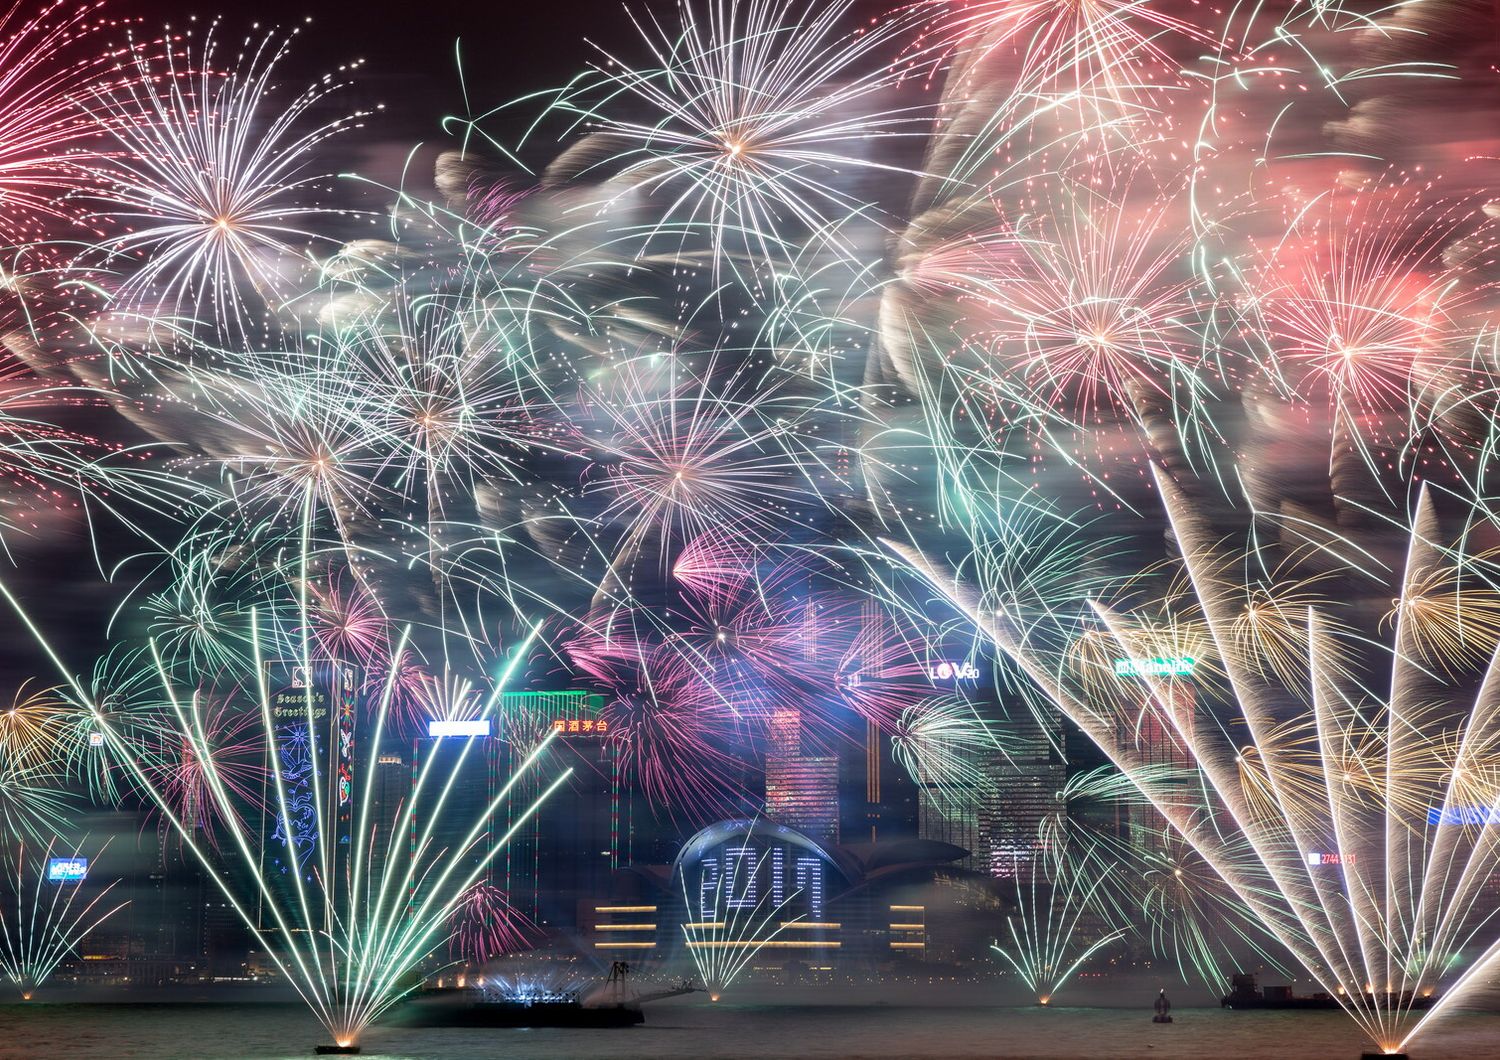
[393,994,644,1029]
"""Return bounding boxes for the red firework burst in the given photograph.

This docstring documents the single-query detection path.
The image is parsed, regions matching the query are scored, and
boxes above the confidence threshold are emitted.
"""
[0,0,151,245]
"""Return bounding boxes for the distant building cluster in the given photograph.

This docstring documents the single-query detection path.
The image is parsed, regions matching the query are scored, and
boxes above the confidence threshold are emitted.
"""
[60,612,1085,986]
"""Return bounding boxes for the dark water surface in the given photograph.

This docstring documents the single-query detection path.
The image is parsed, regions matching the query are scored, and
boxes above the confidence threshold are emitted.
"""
[0,1001,1496,1059]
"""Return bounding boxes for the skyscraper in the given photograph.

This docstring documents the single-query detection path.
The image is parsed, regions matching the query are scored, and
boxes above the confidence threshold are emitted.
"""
[980,707,1063,879]
[914,703,1063,880]
[764,707,840,843]
[489,691,639,928]
[253,659,360,931]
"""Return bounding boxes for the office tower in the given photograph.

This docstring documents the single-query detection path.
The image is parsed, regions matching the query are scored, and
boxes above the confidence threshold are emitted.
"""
[489,691,632,928]
[1117,674,1196,852]
[979,707,1064,879]
[410,728,504,895]
[915,750,983,866]
[765,708,840,843]
[833,600,920,843]
[368,750,409,877]
[253,659,360,931]
[915,699,1063,880]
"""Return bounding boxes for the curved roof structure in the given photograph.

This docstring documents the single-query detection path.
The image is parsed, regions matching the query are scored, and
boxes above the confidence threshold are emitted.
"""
[671,818,857,882]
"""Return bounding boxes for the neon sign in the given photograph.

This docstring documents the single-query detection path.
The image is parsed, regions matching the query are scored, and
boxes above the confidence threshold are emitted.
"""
[47,858,88,882]
[427,719,492,738]
[551,717,608,736]
[1114,656,1196,677]
[1305,851,1356,866]
[927,661,980,681]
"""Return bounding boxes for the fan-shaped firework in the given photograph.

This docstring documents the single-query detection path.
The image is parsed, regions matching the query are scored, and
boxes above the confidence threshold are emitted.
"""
[680,828,804,1002]
[0,838,125,1000]
[989,849,1125,1006]
[895,468,1500,1054]
[1,0,1500,1054]
[0,580,572,1051]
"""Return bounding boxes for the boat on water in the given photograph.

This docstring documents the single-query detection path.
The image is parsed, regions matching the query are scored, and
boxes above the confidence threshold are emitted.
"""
[1220,973,1436,1011]
[392,961,696,1029]
[395,991,646,1028]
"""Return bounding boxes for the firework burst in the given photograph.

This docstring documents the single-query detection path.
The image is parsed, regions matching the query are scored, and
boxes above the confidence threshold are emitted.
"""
[84,19,370,332]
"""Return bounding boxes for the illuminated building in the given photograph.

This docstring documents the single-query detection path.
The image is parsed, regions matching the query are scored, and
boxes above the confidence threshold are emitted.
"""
[368,751,409,878]
[980,707,1063,879]
[591,903,661,954]
[764,708,839,843]
[887,903,927,957]
[910,688,1060,880]
[591,819,971,974]
[915,759,981,865]
[409,731,504,904]
[489,691,658,928]
[673,819,845,953]
[833,601,919,843]
[1117,675,1195,853]
[252,660,359,931]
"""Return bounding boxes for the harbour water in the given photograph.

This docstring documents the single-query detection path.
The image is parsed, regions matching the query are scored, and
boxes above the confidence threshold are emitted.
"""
[1,1001,1497,1059]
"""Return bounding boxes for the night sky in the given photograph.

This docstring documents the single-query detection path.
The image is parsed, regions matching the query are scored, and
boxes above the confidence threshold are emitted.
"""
[6,1,643,679]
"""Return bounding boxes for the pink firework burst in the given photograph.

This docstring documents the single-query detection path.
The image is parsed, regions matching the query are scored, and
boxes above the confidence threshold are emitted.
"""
[450,882,537,965]
[664,559,816,723]
[600,649,751,820]
[306,569,388,666]
[362,653,431,733]
[143,695,264,850]
[559,602,673,689]
[966,185,1204,434]
[825,598,935,735]
[670,530,757,611]
[0,0,149,245]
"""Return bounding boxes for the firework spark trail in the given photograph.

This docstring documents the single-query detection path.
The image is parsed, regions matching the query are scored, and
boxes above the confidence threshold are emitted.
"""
[0,680,69,770]
[450,881,537,965]
[0,837,126,1000]
[891,695,1001,816]
[138,693,263,851]
[4,0,1500,1046]
[1135,828,1296,997]
[0,551,572,1050]
[679,826,804,1002]
[0,758,72,845]
[0,0,155,247]
[575,352,835,596]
